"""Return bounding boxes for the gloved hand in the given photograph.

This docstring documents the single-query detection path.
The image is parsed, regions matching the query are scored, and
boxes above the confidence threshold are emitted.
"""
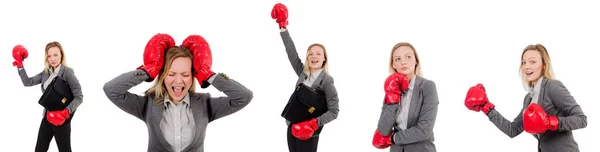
[383,72,409,104]
[372,129,393,149]
[465,83,495,114]
[523,103,559,134]
[12,45,28,68]
[138,33,176,82]
[46,109,70,126]
[271,3,289,29]
[291,118,318,140]
[182,35,215,88]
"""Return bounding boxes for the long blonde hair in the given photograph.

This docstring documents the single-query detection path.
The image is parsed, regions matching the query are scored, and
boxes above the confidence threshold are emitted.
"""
[145,46,196,104]
[302,43,329,76]
[519,44,555,89]
[44,41,67,74]
[388,42,423,76]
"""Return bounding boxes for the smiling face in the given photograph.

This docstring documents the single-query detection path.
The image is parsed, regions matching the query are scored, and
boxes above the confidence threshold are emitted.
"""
[521,50,544,83]
[164,57,193,102]
[306,45,326,71]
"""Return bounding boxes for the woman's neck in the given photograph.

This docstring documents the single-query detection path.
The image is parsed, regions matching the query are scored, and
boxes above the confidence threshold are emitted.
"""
[406,73,416,82]
[310,68,322,75]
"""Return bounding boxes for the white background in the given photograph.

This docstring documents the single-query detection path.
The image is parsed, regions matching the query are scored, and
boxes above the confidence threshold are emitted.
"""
[1,0,598,151]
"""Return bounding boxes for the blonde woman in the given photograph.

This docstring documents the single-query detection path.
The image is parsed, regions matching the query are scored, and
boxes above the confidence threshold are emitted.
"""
[465,44,587,152]
[371,42,439,152]
[13,42,83,152]
[272,3,340,152]
[103,34,253,152]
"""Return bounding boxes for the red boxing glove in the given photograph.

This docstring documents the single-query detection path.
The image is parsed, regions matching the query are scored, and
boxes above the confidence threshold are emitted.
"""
[383,72,409,104]
[182,35,215,88]
[271,3,289,29]
[12,45,28,68]
[372,129,393,149]
[138,33,176,82]
[464,83,495,114]
[291,118,319,140]
[523,103,559,134]
[46,109,70,126]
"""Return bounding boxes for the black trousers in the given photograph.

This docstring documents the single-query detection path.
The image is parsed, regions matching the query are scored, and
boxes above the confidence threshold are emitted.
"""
[287,124,323,152]
[35,111,75,152]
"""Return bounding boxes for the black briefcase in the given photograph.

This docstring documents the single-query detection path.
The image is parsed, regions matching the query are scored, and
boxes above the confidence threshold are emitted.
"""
[38,77,73,111]
[281,83,328,124]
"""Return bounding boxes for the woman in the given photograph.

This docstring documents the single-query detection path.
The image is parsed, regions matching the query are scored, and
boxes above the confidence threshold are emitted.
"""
[371,42,439,152]
[464,44,587,152]
[103,34,253,152]
[272,3,340,152]
[14,42,83,152]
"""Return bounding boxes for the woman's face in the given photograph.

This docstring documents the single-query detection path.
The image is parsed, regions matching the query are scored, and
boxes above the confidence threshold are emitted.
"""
[391,46,417,78]
[521,50,544,83]
[307,46,326,71]
[46,47,62,68]
[164,57,193,102]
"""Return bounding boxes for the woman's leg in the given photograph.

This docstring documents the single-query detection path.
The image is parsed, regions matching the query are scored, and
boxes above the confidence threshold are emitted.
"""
[35,117,54,152]
[53,112,74,152]
[287,125,296,152]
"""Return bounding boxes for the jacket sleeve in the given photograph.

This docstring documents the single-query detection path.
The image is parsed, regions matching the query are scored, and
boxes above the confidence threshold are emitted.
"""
[17,67,43,87]
[315,76,339,126]
[547,80,587,131]
[205,73,254,122]
[280,30,304,77]
[103,70,149,120]
[377,102,400,136]
[64,67,83,113]
[487,95,527,138]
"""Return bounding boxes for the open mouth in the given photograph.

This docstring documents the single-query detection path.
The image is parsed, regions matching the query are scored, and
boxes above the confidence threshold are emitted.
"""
[525,71,534,76]
[172,86,184,95]
[310,60,318,64]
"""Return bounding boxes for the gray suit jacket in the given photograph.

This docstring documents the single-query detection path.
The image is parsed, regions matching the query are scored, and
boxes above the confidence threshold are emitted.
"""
[377,76,438,152]
[103,70,253,152]
[18,66,83,113]
[487,78,587,152]
[280,30,340,128]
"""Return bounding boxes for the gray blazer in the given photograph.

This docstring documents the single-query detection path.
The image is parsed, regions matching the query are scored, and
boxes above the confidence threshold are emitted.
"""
[377,76,438,152]
[103,70,253,152]
[280,30,340,128]
[18,66,83,113]
[487,78,587,152]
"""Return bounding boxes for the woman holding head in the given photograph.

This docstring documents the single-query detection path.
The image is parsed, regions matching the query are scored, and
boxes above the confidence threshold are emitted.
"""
[103,34,253,152]
[272,3,340,152]
[464,44,587,152]
[371,42,439,152]
[13,41,83,152]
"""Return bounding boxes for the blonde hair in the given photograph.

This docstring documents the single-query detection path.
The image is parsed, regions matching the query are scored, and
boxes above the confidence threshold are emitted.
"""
[302,43,329,76]
[145,46,196,105]
[44,41,67,74]
[388,42,423,76]
[519,44,555,89]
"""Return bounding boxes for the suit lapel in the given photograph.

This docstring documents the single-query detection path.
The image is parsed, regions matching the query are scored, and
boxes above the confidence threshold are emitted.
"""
[310,71,326,88]
[407,76,422,126]
[58,66,66,78]
[537,78,549,105]
[149,98,170,149]
[296,74,306,86]
[536,78,550,139]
